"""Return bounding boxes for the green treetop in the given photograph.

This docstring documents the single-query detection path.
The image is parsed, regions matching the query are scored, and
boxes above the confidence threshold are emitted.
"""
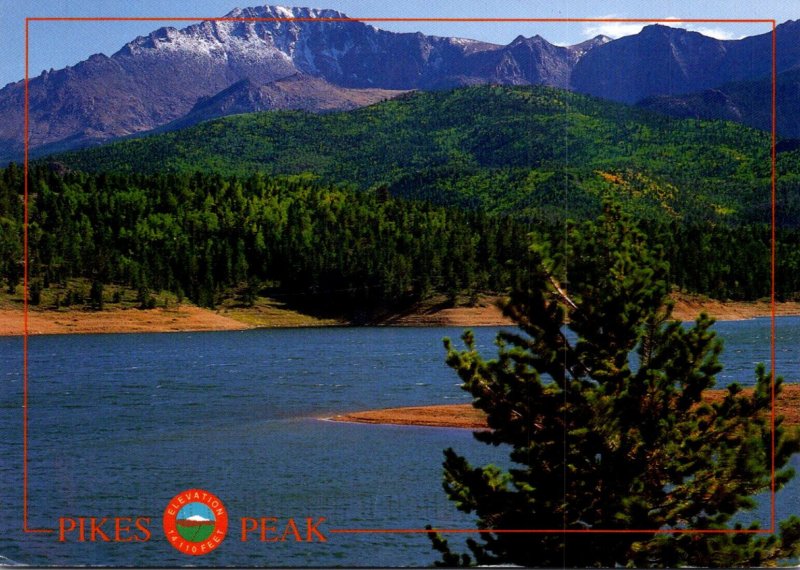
[429,204,800,567]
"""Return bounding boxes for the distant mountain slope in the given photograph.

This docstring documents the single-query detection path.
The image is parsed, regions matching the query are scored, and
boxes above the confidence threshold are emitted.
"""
[572,21,800,104]
[0,5,608,161]
[572,25,734,104]
[158,75,406,132]
[56,85,786,225]
[4,8,800,162]
[637,67,800,138]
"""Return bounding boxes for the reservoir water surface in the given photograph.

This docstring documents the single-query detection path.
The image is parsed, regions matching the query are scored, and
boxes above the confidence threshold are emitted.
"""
[1,318,798,566]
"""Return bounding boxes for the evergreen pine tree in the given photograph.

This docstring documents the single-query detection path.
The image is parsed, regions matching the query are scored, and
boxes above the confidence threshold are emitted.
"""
[429,204,800,567]
[89,280,104,311]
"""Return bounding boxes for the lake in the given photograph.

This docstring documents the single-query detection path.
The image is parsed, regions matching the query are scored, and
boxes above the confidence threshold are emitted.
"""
[1,317,798,566]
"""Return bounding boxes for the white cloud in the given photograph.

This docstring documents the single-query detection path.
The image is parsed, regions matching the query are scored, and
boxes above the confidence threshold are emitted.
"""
[582,21,646,40]
[581,17,745,41]
[684,25,740,40]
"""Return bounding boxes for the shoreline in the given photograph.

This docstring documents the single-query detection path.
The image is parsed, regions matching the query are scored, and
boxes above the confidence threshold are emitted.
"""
[668,294,800,322]
[329,385,800,429]
[329,404,489,429]
[0,305,250,336]
[1,294,799,336]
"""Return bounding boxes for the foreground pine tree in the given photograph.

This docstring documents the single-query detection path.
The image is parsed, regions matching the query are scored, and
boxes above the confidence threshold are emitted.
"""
[429,204,800,567]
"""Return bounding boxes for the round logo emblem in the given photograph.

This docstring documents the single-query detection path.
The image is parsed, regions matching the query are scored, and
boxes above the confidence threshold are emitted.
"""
[163,489,228,556]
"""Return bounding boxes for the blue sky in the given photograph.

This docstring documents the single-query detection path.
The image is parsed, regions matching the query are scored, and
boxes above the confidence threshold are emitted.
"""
[0,0,792,88]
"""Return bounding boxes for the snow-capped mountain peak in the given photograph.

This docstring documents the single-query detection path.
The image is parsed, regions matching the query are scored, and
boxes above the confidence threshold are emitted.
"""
[184,514,211,522]
[9,4,788,162]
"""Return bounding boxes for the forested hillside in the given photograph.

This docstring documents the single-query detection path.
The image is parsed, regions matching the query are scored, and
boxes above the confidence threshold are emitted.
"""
[1,163,798,314]
[1,165,534,313]
[1,86,797,314]
[56,85,799,226]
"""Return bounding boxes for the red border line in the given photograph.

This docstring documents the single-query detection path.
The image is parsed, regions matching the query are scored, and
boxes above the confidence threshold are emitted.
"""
[24,17,775,23]
[327,528,773,534]
[22,15,778,537]
[330,528,773,534]
[22,16,52,536]
[770,18,778,535]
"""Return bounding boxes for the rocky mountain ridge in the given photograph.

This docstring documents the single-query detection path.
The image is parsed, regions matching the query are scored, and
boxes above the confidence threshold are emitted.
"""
[1,6,797,161]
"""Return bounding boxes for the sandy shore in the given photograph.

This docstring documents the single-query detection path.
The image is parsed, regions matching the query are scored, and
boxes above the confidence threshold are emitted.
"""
[0,306,249,336]
[670,295,800,322]
[0,293,798,336]
[382,293,800,327]
[330,404,489,429]
[331,385,800,429]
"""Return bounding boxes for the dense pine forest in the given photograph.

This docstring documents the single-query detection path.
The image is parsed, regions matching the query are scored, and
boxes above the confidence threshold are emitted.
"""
[1,162,798,315]
[1,164,535,313]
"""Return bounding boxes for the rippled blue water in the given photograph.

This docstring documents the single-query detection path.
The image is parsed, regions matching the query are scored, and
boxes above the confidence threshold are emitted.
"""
[0,318,797,566]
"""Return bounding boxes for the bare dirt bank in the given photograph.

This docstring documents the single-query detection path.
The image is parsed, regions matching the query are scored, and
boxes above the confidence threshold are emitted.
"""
[1,293,798,336]
[671,294,800,322]
[380,293,800,327]
[374,299,511,327]
[0,306,248,336]
[330,384,800,429]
